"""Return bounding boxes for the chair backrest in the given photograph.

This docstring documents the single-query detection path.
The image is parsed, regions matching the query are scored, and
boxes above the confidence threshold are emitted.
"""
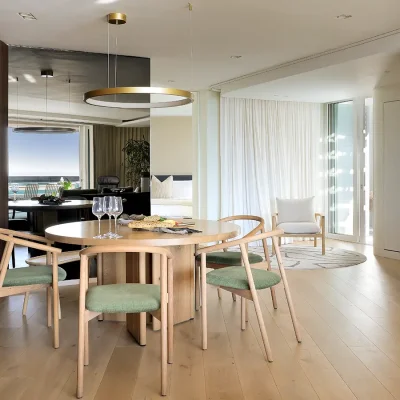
[97,176,120,192]
[45,184,59,197]
[0,230,61,287]
[276,197,315,223]
[219,215,265,240]
[24,183,39,199]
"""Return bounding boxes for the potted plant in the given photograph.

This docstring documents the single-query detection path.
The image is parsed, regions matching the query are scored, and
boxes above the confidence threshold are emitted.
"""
[122,137,150,191]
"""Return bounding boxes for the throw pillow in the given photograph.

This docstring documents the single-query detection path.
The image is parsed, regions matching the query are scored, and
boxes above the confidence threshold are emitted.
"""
[151,176,173,198]
[276,197,315,223]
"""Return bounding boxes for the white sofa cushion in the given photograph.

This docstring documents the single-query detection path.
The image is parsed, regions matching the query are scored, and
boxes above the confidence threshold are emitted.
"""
[151,176,173,199]
[172,181,192,199]
[277,222,320,234]
[276,197,315,223]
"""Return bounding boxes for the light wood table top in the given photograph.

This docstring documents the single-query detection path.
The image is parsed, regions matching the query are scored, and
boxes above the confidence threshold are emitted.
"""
[8,199,93,211]
[45,219,240,247]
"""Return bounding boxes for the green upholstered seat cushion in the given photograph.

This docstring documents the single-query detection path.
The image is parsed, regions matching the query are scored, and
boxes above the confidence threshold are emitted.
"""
[85,284,161,314]
[206,267,281,290]
[196,251,263,265]
[3,266,67,287]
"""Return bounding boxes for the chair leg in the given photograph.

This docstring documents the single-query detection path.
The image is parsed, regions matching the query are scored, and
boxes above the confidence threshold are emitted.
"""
[241,297,246,330]
[314,237,317,247]
[58,294,62,320]
[322,234,326,255]
[97,254,104,321]
[167,259,174,364]
[160,256,168,396]
[278,237,282,247]
[47,287,52,328]
[272,237,302,343]
[84,322,89,366]
[263,237,278,310]
[22,292,29,316]
[77,313,85,398]
[201,254,208,350]
[217,287,222,299]
[52,284,60,349]
[11,248,15,268]
[232,292,237,301]
[195,264,201,311]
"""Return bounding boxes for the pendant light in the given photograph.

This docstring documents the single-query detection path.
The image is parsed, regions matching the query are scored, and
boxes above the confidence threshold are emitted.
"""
[13,70,76,133]
[83,11,194,109]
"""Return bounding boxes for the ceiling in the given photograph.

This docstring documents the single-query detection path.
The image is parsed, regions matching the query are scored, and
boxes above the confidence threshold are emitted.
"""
[225,52,400,103]
[2,0,400,93]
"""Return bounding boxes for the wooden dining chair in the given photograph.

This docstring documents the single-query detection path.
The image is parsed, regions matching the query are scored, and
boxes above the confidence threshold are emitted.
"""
[195,215,277,311]
[76,245,174,398]
[196,229,301,362]
[0,229,65,348]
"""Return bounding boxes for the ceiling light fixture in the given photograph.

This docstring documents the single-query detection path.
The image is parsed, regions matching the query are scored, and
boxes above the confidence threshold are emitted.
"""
[336,14,352,19]
[84,10,193,109]
[95,0,119,4]
[18,12,37,20]
[41,69,54,78]
[230,55,242,59]
[8,75,17,83]
[13,71,75,134]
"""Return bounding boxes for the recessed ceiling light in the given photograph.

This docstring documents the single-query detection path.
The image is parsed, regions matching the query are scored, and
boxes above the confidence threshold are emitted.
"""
[336,14,352,19]
[18,12,37,20]
[95,0,118,3]
[23,74,36,83]
[230,55,242,59]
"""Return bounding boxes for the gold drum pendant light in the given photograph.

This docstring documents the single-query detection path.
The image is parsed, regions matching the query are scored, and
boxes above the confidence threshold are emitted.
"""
[83,12,193,109]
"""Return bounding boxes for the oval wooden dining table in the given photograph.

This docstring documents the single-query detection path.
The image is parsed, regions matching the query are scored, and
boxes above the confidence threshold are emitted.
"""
[45,219,240,345]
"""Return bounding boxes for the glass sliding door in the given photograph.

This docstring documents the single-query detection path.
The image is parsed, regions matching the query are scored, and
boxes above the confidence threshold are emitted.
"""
[328,101,358,240]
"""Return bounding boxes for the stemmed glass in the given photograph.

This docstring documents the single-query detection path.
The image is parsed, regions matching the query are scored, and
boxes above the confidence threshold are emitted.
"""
[111,197,123,239]
[10,183,19,201]
[103,196,114,237]
[92,197,105,239]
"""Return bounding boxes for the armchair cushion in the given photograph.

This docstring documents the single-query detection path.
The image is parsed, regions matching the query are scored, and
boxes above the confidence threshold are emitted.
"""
[195,251,263,265]
[277,222,320,234]
[276,197,315,223]
[3,266,67,287]
[206,267,281,290]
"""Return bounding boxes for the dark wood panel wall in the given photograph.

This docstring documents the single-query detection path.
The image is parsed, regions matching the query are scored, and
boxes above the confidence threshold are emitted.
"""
[0,41,8,255]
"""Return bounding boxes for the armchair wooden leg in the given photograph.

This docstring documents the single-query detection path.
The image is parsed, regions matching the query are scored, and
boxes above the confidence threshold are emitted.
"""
[22,292,29,316]
[272,237,302,343]
[241,297,246,330]
[263,237,278,309]
[231,292,237,301]
[97,254,104,321]
[322,234,326,256]
[160,256,168,396]
[84,322,89,366]
[47,287,52,328]
[167,259,174,364]
[195,264,200,311]
[217,287,222,299]
[52,284,60,349]
[314,237,317,247]
[201,254,208,350]
[77,312,85,398]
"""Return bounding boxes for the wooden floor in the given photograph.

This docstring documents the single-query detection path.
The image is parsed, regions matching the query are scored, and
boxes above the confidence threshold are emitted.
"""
[1,240,400,399]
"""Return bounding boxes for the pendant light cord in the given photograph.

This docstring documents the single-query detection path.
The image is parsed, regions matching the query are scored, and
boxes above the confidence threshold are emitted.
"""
[45,76,48,127]
[16,77,19,128]
[189,3,193,91]
[115,29,118,87]
[108,22,110,88]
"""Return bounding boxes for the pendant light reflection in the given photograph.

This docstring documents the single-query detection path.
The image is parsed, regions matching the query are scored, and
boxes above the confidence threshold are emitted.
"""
[13,71,76,134]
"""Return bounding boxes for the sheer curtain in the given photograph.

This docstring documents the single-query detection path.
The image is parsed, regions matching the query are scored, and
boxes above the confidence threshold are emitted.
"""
[220,97,323,233]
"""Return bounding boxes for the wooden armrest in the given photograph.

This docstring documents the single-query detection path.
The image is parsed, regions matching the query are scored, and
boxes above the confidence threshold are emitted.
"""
[196,229,284,255]
[0,233,61,254]
[0,229,53,245]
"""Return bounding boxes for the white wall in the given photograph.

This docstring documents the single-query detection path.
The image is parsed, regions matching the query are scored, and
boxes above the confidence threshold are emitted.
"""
[150,116,193,175]
[373,82,400,259]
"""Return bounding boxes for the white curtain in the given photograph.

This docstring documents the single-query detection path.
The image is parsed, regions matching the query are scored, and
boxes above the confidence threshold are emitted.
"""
[220,97,323,234]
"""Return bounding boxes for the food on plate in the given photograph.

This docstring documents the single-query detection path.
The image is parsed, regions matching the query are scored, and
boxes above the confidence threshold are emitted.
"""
[128,219,177,229]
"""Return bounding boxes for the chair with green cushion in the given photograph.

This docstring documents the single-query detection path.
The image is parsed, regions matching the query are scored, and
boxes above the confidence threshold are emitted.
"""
[0,229,65,349]
[76,245,173,399]
[195,215,277,310]
[196,229,301,362]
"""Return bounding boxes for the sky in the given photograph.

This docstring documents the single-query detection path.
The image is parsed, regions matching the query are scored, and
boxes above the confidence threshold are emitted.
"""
[8,128,80,177]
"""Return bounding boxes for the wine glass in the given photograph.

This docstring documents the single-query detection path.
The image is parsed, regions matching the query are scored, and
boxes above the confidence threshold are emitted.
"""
[10,183,19,202]
[103,196,114,237]
[111,197,123,238]
[92,197,105,239]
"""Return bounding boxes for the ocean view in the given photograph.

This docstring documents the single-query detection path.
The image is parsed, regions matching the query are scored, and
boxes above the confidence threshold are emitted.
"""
[8,176,80,196]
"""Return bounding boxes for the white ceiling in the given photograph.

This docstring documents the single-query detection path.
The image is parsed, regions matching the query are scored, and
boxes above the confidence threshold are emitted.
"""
[225,52,400,103]
[2,0,400,92]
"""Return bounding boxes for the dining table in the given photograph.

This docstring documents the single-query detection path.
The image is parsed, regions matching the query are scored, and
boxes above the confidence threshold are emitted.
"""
[45,219,240,345]
[8,199,93,234]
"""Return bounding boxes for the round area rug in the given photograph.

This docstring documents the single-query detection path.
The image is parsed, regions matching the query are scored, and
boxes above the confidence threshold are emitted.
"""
[239,245,367,270]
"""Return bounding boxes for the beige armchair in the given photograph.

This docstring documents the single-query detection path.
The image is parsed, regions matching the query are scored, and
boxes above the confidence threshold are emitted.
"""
[272,197,325,255]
